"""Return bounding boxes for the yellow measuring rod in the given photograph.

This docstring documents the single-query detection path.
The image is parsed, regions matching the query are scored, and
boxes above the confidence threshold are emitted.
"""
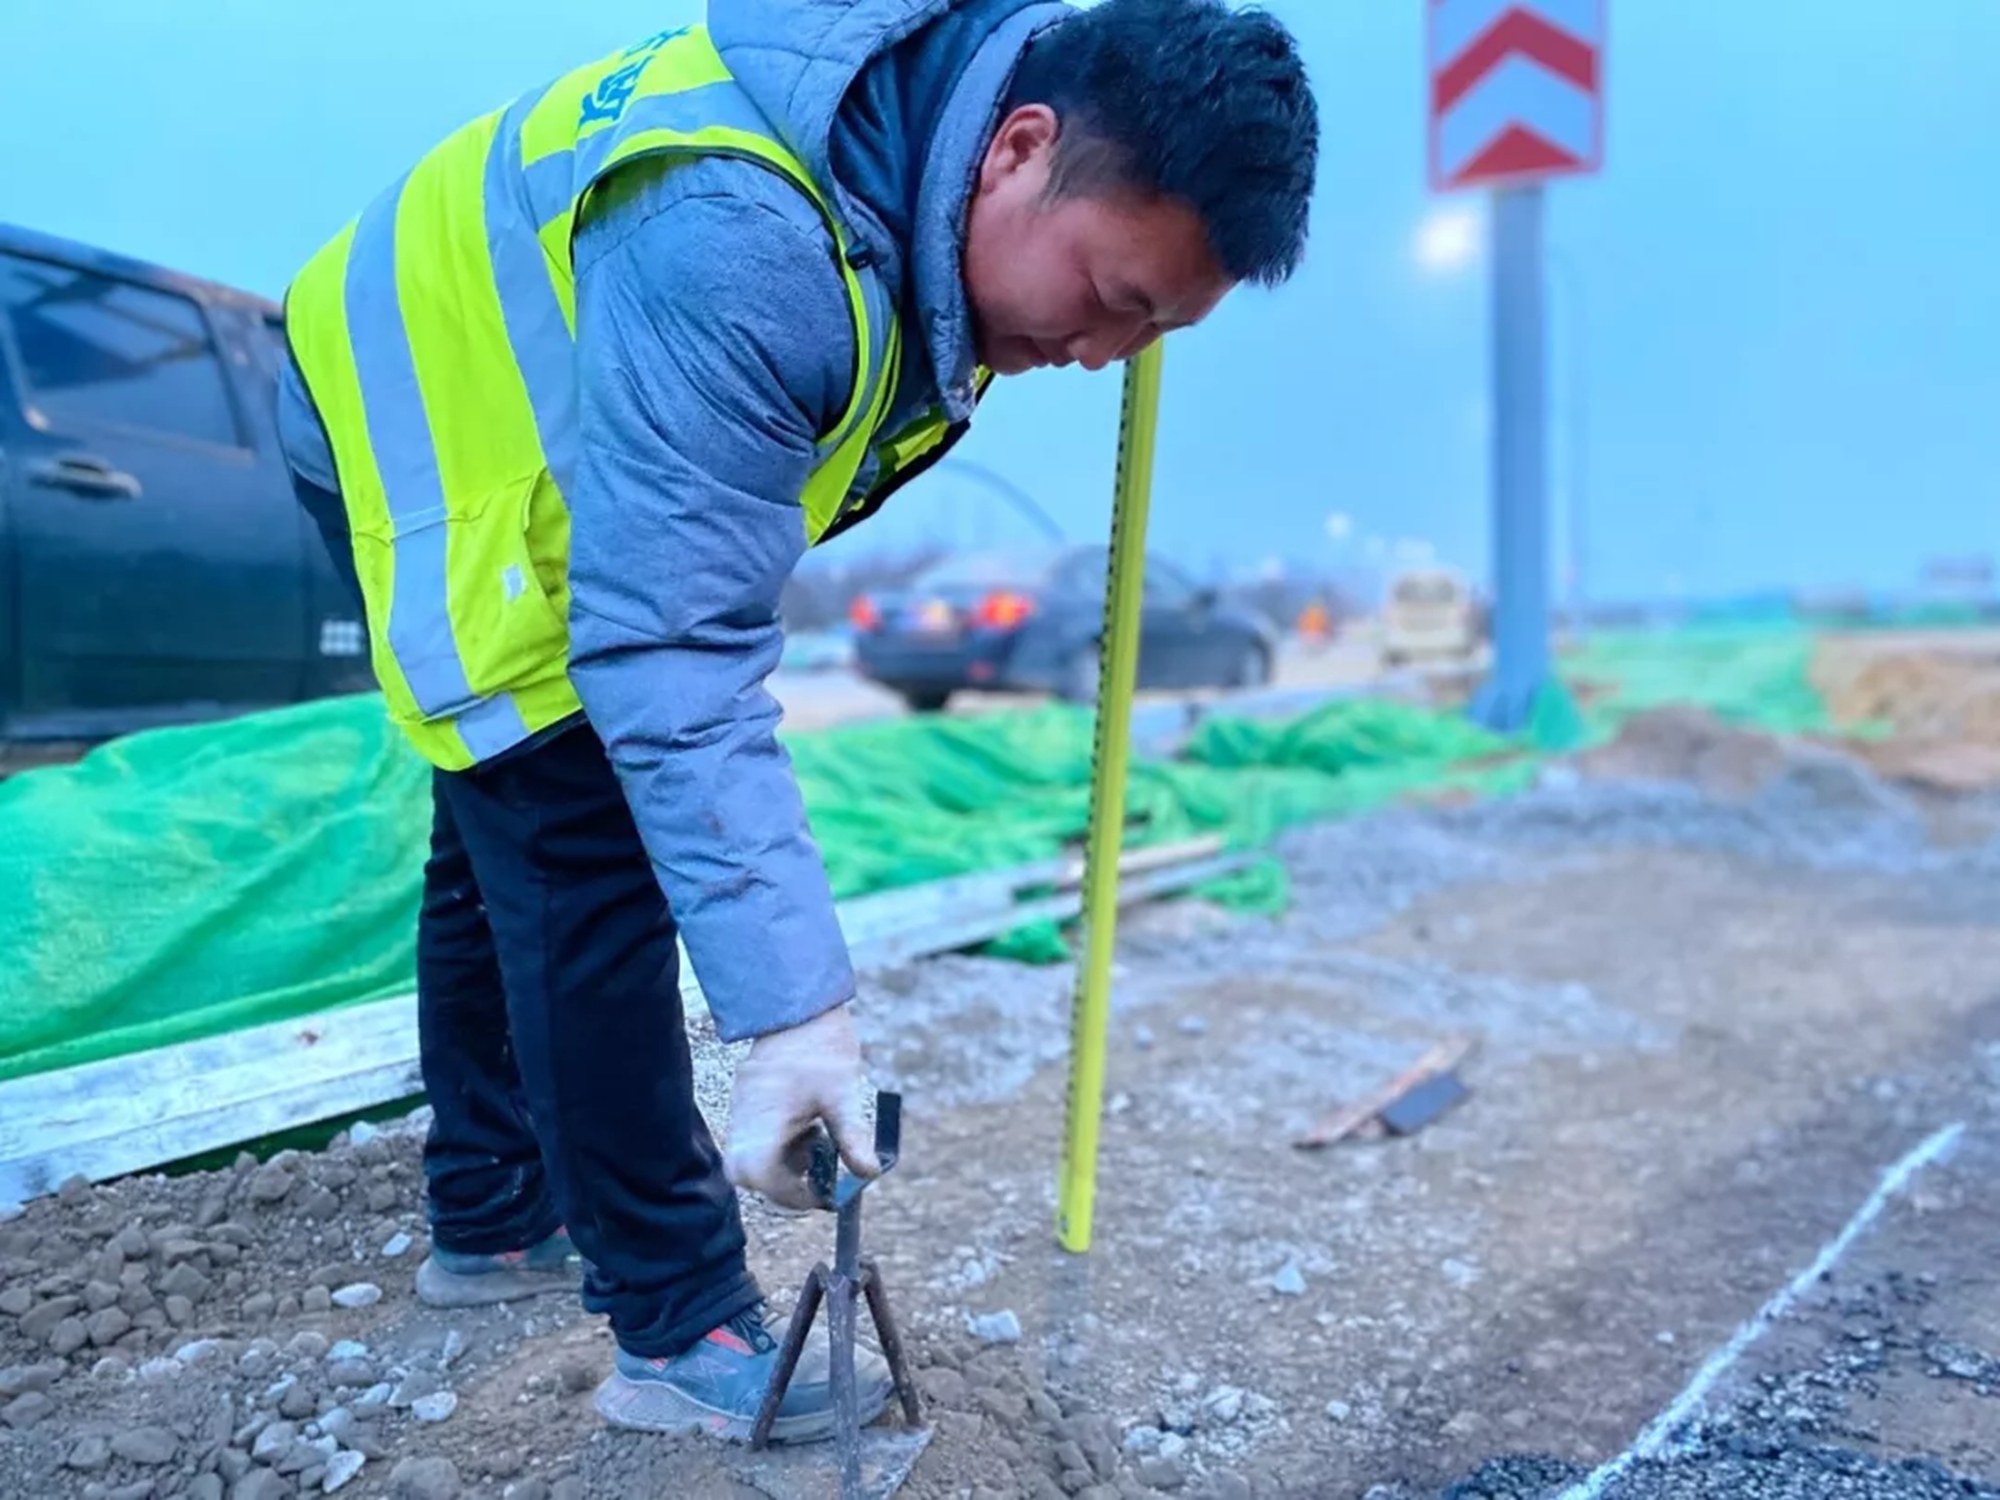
[1056,339,1164,1255]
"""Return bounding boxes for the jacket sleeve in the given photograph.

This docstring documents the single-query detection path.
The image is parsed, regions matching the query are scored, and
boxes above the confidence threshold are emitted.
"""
[566,157,860,1045]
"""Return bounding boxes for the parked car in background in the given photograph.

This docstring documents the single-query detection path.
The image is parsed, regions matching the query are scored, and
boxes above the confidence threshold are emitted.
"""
[0,224,373,746]
[850,545,1278,712]
[1380,565,1484,667]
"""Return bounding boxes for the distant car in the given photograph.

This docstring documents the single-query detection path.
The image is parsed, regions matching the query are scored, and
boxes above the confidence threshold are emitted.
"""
[850,546,1278,712]
[1380,566,1483,667]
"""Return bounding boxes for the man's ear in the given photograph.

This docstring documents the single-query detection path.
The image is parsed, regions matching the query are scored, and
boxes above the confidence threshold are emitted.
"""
[978,104,1060,194]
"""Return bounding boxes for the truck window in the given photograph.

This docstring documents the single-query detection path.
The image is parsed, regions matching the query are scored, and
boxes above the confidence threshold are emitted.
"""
[0,251,243,449]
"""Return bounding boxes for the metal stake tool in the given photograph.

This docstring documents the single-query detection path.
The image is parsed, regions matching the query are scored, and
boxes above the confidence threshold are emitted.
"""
[750,1090,923,1500]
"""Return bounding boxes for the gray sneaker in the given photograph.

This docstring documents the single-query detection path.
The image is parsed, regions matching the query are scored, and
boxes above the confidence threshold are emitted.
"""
[414,1228,582,1308]
[593,1305,893,1444]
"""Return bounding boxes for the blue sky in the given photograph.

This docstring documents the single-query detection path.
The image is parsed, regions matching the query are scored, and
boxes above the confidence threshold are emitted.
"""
[6,1,1996,602]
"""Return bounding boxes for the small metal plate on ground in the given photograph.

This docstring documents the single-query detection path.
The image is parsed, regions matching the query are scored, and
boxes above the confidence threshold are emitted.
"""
[1378,1071,1470,1135]
[719,1426,932,1499]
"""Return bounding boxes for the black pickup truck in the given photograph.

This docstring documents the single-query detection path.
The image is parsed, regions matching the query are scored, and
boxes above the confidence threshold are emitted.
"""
[0,224,371,746]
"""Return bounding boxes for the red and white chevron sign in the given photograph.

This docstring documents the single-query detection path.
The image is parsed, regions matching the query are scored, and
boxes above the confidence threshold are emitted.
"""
[1428,0,1604,192]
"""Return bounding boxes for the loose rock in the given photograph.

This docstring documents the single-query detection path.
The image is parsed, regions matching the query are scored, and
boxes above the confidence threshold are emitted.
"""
[112,1425,179,1464]
[1271,1260,1307,1296]
[0,1362,62,1397]
[323,1449,367,1492]
[389,1455,462,1500]
[50,1312,90,1360]
[331,1282,382,1309]
[280,1383,317,1420]
[86,1306,133,1346]
[391,1370,443,1407]
[968,1308,1024,1344]
[21,1294,81,1341]
[158,1263,213,1302]
[251,1420,298,1462]
[66,1434,112,1471]
[231,1469,292,1500]
[2,1389,55,1428]
[327,1358,376,1387]
[246,1166,294,1204]
[411,1390,459,1423]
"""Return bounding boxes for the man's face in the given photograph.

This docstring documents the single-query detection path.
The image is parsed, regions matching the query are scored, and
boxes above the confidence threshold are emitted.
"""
[963,105,1234,377]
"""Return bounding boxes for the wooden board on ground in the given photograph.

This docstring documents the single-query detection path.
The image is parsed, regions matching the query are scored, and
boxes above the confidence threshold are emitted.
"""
[0,843,1253,1202]
[1293,1034,1478,1150]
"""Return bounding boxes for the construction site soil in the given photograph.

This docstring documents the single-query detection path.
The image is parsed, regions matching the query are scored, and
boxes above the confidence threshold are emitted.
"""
[7,710,2000,1500]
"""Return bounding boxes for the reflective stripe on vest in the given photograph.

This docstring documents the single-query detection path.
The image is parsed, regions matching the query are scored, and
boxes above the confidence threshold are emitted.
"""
[286,26,902,771]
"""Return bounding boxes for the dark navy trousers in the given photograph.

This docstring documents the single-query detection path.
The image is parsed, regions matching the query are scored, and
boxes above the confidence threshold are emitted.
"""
[295,472,761,1357]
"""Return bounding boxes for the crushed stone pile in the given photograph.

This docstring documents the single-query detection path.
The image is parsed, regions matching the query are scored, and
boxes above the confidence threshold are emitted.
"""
[1435,1272,2000,1500]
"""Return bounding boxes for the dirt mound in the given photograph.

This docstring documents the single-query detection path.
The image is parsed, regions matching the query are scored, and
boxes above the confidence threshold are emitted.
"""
[1811,638,2000,793]
[0,1119,1219,1500]
[1575,707,1804,800]
[1812,641,2000,739]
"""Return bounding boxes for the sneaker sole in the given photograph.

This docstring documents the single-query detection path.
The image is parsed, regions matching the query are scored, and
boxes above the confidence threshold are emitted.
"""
[414,1256,579,1309]
[592,1371,893,1446]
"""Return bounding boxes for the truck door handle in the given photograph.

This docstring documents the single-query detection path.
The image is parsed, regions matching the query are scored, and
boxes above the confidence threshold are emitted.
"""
[28,454,143,500]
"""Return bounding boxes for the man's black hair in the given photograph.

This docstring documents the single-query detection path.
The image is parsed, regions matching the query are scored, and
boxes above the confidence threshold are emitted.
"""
[1004,0,1319,286]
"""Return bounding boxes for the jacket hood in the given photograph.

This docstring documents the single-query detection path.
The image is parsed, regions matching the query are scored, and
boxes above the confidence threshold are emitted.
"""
[710,0,1068,419]
[709,0,966,240]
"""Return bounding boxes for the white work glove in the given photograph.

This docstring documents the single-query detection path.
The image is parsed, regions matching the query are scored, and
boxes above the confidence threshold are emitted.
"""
[724,1004,881,1212]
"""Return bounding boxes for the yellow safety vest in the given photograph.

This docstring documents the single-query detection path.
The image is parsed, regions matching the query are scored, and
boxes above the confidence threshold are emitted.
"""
[287,25,968,770]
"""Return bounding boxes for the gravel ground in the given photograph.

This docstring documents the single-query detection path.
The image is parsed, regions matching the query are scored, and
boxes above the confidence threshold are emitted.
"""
[5,718,2000,1499]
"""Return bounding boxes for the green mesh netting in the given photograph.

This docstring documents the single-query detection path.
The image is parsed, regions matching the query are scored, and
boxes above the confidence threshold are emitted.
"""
[0,624,1861,1080]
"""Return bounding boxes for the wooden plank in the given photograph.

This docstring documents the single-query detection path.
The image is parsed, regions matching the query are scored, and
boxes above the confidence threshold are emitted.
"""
[0,1001,416,1160]
[0,846,1251,1201]
[1292,1034,1478,1150]
[1056,835,1225,888]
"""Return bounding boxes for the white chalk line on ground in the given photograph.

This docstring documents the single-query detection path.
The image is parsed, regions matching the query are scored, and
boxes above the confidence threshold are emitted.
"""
[1552,1120,1968,1500]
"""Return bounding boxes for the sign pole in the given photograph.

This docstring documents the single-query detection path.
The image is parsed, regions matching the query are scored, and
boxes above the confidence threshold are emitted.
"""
[1056,340,1163,1255]
[1427,0,1603,738]
[1470,184,1553,732]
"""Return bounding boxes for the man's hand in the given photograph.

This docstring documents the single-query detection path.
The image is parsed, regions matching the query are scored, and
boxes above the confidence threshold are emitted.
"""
[724,1004,880,1211]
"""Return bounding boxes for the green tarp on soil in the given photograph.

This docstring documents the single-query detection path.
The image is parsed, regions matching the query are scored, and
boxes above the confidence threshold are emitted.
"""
[0,625,1840,1081]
